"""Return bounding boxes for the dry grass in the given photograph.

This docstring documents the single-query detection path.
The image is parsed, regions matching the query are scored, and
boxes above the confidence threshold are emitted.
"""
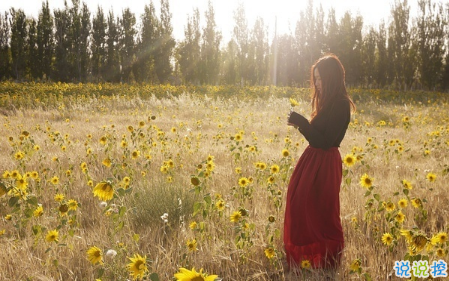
[0,91,448,281]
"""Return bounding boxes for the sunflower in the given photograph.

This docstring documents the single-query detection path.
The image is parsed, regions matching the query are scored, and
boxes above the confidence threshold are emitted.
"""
[301,260,311,269]
[230,211,242,223]
[436,232,448,244]
[188,177,200,187]
[289,97,299,107]
[50,176,59,185]
[395,211,405,223]
[426,172,436,182]
[99,136,107,145]
[436,248,446,258]
[189,221,197,230]
[93,181,114,201]
[382,233,394,246]
[411,233,428,252]
[54,193,65,202]
[385,202,396,212]
[102,158,112,167]
[186,239,197,252]
[87,246,103,265]
[127,254,148,280]
[268,215,276,223]
[350,259,362,272]
[343,154,356,167]
[264,247,275,259]
[360,173,374,188]
[259,162,267,170]
[68,199,78,211]
[411,198,423,209]
[400,229,413,243]
[234,133,242,142]
[174,267,218,281]
[33,205,44,217]
[398,199,408,209]
[238,177,249,187]
[215,199,225,211]
[45,229,59,243]
[281,149,289,157]
[132,150,140,159]
[270,164,280,174]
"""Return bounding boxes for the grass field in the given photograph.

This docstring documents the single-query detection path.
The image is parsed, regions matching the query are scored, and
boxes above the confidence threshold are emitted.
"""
[0,83,448,280]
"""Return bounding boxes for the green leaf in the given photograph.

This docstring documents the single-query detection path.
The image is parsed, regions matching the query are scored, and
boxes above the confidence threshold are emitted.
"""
[364,190,371,197]
[345,178,351,185]
[119,206,126,217]
[204,194,211,205]
[343,169,349,177]
[8,196,19,207]
[149,273,160,281]
[193,202,202,216]
[373,194,381,201]
[27,196,38,206]
[133,233,140,242]
[403,189,409,196]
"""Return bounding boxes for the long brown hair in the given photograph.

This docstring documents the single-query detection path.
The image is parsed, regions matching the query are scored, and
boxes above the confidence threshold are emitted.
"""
[310,54,355,119]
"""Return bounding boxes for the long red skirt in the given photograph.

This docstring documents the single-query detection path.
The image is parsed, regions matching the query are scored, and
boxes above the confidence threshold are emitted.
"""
[284,145,344,269]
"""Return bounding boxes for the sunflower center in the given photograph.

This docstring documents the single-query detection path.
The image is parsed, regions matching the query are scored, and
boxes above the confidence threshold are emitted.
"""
[191,277,205,281]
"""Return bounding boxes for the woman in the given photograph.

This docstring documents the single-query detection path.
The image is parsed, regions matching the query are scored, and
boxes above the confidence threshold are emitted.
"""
[284,54,355,269]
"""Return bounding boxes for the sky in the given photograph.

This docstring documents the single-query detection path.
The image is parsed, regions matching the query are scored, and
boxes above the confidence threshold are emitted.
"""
[0,0,421,42]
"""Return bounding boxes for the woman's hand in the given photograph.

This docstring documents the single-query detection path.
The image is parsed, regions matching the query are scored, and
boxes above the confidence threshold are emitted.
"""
[287,111,299,128]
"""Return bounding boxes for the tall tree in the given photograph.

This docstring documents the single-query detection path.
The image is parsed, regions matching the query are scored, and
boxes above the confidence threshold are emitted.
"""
[119,8,136,82]
[177,8,201,84]
[375,21,388,87]
[389,0,414,89]
[200,0,221,85]
[28,18,39,79]
[154,0,175,83]
[250,17,269,85]
[37,0,54,80]
[338,12,363,86]
[9,8,28,80]
[0,12,10,80]
[105,11,120,82]
[232,3,249,85]
[136,1,159,83]
[416,0,446,89]
[361,27,377,86]
[91,6,106,81]
[53,2,71,82]
[78,2,91,81]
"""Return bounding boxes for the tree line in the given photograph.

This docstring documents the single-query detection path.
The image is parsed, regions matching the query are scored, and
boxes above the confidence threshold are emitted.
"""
[0,0,448,90]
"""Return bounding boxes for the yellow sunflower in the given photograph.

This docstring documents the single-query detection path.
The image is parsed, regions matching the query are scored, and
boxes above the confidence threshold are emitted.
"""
[87,246,103,265]
[215,199,225,211]
[174,267,218,281]
[382,233,394,246]
[264,247,275,259]
[359,173,373,188]
[426,172,436,182]
[93,181,114,201]
[45,229,59,243]
[350,259,362,272]
[398,199,408,209]
[238,177,249,187]
[301,260,311,269]
[343,154,356,167]
[395,211,405,223]
[270,164,280,174]
[281,149,289,157]
[33,205,44,217]
[127,254,148,280]
[186,239,197,252]
[230,211,242,223]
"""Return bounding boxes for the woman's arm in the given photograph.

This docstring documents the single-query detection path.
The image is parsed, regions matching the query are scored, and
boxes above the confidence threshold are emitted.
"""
[288,100,350,150]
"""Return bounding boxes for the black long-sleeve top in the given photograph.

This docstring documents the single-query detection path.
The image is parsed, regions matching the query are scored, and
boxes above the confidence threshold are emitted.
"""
[289,97,351,150]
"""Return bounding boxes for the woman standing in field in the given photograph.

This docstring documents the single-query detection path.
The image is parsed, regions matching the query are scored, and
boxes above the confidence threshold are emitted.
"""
[285,54,355,271]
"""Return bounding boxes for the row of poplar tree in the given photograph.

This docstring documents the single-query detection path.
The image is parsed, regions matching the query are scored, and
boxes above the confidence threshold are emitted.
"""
[0,0,448,90]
